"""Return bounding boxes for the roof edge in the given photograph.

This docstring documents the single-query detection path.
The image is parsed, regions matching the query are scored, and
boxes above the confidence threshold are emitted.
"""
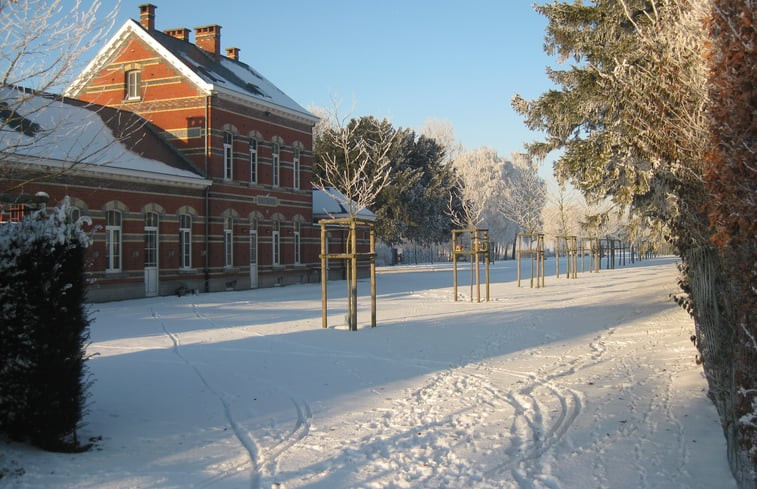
[66,19,213,98]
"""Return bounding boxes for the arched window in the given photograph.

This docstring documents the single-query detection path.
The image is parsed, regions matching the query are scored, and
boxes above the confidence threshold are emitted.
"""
[125,70,141,100]
[224,216,234,267]
[249,138,258,184]
[293,220,301,264]
[223,131,233,180]
[179,214,192,269]
[272,219,280,266]
[272,142,280,187]
[249,217,258,265]
[293,147,301,190]
[144,212,158,268]
[106,210,122,271]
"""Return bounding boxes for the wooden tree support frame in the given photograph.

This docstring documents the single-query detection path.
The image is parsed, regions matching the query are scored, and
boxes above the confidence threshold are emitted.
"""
[579,237,601,273]
[319,217,376,331]
[600,238,626,270]
[517,233,545,288]
[555,235,578,279]
[452,228,490,302]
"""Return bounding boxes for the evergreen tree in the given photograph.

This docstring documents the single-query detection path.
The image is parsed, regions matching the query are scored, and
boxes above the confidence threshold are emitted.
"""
[314,117,456,246]
[0,203,91,451]
[513,1,756,483]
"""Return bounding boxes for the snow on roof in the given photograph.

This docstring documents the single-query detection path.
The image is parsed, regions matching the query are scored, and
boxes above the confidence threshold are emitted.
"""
[68,19,317,124]
[312,187,377,221]
[150,28,316,122]
[0,86,209,185]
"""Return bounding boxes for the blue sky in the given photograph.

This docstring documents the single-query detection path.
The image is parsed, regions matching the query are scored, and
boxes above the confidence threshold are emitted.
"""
[104,1,556,176]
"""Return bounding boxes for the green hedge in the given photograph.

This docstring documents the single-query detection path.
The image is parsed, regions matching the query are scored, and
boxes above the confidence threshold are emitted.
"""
[0,202,92,451]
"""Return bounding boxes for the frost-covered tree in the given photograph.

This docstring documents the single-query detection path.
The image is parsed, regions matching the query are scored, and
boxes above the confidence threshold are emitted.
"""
[543,185,583,239]
[419,117,463,165]
[1,0,118,193]
[498,153,546,235]
[513,0,756,483]
[449,147,506,229]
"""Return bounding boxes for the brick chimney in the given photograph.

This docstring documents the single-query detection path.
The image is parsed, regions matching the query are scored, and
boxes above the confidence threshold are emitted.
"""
[165,27,190,42]
[226,47,240,61]
[195,25,222,59]
[139,4,156,31]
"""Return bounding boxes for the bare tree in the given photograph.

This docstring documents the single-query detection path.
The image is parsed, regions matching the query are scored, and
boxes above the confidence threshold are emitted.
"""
[448,147,505,229]
[498,153,546,235]
[420,117,463,165]
[543,185,584,239]
[313,101,396,219]
[1,0,120,194]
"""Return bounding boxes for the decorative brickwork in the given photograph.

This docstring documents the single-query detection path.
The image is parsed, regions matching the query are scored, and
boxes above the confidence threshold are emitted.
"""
[55,4,320,300]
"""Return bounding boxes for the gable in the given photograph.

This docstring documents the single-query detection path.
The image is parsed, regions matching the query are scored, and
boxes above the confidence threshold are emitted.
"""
[67,19,317,125]
[67,22,208,105]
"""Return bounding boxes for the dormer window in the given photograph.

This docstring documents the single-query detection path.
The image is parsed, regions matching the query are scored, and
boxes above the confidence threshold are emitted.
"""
[126,70,141,100]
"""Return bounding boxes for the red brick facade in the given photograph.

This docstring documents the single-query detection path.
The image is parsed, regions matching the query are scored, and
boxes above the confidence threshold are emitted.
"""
[54,4,323,300]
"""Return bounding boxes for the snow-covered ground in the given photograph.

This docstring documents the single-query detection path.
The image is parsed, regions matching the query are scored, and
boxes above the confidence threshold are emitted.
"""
[0,257,736,489]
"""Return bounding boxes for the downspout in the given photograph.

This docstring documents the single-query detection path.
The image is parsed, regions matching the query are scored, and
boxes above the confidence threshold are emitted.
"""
[204,95,211,292]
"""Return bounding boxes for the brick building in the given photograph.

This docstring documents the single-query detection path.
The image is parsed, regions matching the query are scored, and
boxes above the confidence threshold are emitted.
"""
[1,85,212,301]
[57,4,323,300]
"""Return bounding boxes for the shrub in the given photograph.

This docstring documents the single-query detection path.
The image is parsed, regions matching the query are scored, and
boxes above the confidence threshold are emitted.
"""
[0,201,92,451]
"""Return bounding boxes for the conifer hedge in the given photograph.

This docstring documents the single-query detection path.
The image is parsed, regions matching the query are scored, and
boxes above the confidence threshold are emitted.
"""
[0,202,91,451]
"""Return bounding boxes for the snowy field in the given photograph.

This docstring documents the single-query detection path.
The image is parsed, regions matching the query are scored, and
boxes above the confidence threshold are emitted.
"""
[0,257,737,489]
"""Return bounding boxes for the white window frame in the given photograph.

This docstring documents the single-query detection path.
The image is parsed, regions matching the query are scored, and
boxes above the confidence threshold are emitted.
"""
[293,221,301,265]
[223,132,233,180]
[144,212,158,268]
[106,210,122,272]
[249,139,258,184]
[249,219,258,265]
[293,148,301,190]
[126,70,141,100]
[224,216,234,268]
[272,143,280,187]
[272,220,280,266]
[179,214,192,269]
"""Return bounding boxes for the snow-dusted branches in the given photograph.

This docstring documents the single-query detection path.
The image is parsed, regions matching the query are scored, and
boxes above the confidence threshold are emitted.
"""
[420,117,463,165]
[448,147,505,229]
[1,0,116,95]
[0,1,128,194]
[497,153,546,235]
[313,102,397,219]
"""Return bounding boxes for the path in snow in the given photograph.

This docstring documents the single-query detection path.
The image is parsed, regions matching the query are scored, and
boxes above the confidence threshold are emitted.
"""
[0,258,736,489]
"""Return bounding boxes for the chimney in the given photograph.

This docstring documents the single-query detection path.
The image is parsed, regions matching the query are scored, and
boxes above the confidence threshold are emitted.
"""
[194,24,222,59]
[165,27,190,41]
[226,47,240,61]
[139,4,156,31]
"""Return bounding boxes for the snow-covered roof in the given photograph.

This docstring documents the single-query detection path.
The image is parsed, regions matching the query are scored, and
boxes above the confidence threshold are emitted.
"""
[0,86,210,186]
[312,187,377,222]
[67,19,318,125]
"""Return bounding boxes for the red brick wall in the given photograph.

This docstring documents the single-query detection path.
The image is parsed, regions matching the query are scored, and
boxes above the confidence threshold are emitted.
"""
[65,28,320,299]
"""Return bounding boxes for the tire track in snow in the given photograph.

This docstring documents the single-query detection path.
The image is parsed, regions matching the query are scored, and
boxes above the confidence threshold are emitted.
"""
[187,303,314,488]
[151,307,262,489]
